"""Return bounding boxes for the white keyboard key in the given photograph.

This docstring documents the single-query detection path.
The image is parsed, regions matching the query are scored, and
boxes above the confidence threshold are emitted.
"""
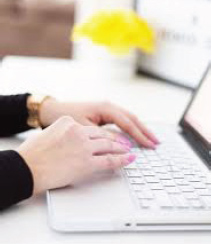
[196,189,211,196]
[136,191,154,199]
[161,180,176,187]
[172,172,184,179]
[154,191,173,208]
[201,196,211,207]
[139,199,155,209]
[145,176,160,183]
[171,195,189,208]
[169,166,180,172]
[189,200,204,209]
[129,178,145,184]
[206,177,211,184]
[204,177,211,185]
[138,165,152,171]
[154,168,167,174]
[136,158,148,164]
[164,166,173,172]
[196,172,207,178]
[193,167,202,173]
[175,179,189,186]
[159,155,171,160]
[193,182,206,189]
[166,186,181,194]
[132,184,142,191]
[157,173,172,180]
[150,161,161,167]
[150,183,163,190]
[142,171,155,176]
[173,158,184,164]
[182,169,195,175]
[180,186,194,192]
[126,169,141,177]
[124,163,137,169]
[186,175,201,182]
[184,193,199,200]
[147,156,160,162]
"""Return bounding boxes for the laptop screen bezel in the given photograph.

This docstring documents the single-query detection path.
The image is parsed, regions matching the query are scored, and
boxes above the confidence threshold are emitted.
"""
[179,66,211,167]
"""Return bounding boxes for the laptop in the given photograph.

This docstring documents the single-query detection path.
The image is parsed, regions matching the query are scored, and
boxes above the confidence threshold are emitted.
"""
[47,68,211,232]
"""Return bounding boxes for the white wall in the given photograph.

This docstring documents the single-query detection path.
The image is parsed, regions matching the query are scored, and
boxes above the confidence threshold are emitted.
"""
[75,0,134,23]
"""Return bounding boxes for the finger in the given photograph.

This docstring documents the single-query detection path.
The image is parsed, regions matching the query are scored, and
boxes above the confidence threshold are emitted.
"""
[84,126,116,141]
[85,125,133,147]
[103,110,156,148]
[80,119,96,126]
[105,128,133,148]
[119,108,160,144]
[91,138,131,155]
[93,153,136,171]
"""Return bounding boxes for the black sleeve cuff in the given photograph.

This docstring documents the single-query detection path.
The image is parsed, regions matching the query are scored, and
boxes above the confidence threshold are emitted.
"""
[0,94,32,136]
[0,150,34,210]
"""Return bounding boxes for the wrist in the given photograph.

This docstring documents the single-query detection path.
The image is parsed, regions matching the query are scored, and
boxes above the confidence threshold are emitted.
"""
[27,95,56,128]
[39,97,59,128]
[17,148,45,195]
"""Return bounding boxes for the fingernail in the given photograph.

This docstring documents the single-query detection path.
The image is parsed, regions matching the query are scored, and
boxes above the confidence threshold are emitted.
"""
[117,136,132,148]
[153,138,160,144]
[128,154,136,163]
[148,141,156,149]
[123,154,137,166]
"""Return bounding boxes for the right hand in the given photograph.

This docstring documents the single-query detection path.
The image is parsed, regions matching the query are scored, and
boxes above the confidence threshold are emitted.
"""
[17,116,136,194]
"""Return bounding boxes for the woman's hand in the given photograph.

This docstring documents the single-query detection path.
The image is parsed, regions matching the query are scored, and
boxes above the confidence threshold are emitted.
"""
[40,99,159,149]
[17,116,136,195]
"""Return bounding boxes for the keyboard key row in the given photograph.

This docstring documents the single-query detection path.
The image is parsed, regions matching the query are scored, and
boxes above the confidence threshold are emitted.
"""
[125,140,211,211]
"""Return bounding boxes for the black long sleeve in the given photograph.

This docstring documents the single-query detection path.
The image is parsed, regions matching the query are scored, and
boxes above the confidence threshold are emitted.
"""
[0,150,33,210]
[0,94,34,210]
[0,94,32,136]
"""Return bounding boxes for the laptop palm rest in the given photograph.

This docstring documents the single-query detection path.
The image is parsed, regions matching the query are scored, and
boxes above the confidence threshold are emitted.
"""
[47,170,135,231]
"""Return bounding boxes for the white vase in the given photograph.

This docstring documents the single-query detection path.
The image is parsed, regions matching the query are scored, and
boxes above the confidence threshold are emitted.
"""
[73,0,135,80]
[74,41,137,80]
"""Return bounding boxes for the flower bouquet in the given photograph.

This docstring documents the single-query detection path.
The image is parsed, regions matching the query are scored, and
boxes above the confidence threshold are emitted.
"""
[71,10,155,79]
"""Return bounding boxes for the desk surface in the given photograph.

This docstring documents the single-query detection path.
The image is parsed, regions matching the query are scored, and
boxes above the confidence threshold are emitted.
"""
[0,56,210,244]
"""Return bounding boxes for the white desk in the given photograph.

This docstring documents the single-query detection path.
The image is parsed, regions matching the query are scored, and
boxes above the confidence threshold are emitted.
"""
[0,56,210,244]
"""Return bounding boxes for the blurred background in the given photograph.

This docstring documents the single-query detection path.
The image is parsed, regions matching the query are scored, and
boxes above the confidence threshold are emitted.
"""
[0,0,132,59]
[0,0,210,88]
[0,0,75,58]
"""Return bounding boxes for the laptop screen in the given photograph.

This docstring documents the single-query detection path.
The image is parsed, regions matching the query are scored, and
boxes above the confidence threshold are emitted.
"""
[181,67,211,164]
[184,69,211,144]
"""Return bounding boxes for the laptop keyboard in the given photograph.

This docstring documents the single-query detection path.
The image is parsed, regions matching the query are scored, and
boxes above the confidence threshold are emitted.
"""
[122,130,211,211]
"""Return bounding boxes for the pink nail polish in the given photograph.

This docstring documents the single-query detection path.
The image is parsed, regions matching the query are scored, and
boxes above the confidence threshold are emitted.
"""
[123,154,136,166]
[128,154,136,163]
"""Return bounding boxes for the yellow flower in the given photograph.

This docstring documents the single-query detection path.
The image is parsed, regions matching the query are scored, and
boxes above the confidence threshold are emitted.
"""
[72,10,155,55]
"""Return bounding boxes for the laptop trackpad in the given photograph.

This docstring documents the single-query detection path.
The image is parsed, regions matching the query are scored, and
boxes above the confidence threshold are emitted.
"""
[47,170,135,230]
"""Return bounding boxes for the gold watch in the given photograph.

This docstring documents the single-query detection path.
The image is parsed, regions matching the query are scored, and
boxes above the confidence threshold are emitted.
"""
[27,94,52,128]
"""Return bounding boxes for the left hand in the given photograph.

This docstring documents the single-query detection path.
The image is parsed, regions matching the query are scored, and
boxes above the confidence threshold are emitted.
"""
[39,98,159,149]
